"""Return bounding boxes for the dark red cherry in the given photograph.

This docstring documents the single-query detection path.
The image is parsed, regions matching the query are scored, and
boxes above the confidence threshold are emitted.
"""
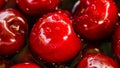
[16,0,61,15]
[113,26,120,61]
[77,54,119,68]
[73,0,118,40]
[30,11,81,63]
[0,9,28,56]
[10,62,41,68]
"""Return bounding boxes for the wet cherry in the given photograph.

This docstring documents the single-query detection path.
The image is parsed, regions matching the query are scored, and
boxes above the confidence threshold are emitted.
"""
[0,9,28,56]
[73,0,118,40]
[30,11,81,63]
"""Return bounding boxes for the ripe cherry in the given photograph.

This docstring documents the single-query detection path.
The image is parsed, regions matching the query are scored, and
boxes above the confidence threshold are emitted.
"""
[0,9,28,56]
[77,54,119,68]
[30,11,81,63]
[10,62,41,68]
[73,0,118,40]
[16,0,61,15]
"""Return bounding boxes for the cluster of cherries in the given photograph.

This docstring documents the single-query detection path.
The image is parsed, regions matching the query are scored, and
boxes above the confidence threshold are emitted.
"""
[0,0,120,68]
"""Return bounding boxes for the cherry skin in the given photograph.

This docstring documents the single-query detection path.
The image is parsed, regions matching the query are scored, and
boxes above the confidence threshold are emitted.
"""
[16,0,61,15]
[113,26,120,61]
[30,11,81,63]
[0,9,28,56]
[10,62,41,68]
[77,54,119,68]
[73,0,118,40]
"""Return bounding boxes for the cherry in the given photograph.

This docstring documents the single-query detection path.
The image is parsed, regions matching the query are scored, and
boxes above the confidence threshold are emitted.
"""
[0,9,28,56]
[30,11,81,63]
[16,0,61,15]
[73,0,118,40]
[113,26,120,61]
[77,53,119,68]
[10,62,41,68]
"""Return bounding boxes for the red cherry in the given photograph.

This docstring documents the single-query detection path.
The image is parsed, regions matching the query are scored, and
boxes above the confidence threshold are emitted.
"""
[73,0,118,40]
[10,62,41,68]
[77,54,119,68]
[113,26,120,60]
[0,9,28,56]
[16,0,61,15]
[30,11,81,63]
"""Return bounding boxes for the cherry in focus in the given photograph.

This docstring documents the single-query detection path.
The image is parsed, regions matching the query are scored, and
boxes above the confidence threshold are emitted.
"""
[73,0,118,41]
[0,9,28,56]
[30,10,81,63]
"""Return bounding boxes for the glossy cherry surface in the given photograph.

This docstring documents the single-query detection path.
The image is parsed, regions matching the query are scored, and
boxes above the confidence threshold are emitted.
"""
[16,0,60,15]
[10,62,40,68]
[30,11,81,63]
[113,26,120,60]
[73,0,118,40]
[77,54,119,68]
[0,9,28,56]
